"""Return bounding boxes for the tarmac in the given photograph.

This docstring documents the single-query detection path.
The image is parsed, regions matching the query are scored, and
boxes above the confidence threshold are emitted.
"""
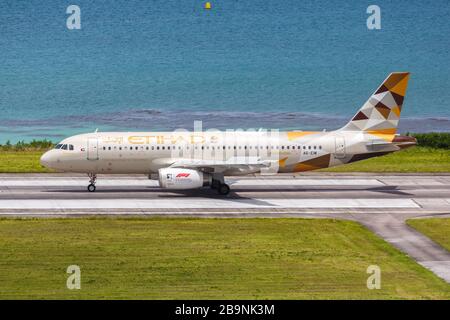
[0,173,449,283]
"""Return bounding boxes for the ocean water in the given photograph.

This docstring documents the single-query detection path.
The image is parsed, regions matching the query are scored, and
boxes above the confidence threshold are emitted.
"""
[1,0,449,143]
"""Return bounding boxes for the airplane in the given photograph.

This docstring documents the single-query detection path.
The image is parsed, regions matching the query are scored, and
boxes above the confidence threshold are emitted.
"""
[40,72,417,195]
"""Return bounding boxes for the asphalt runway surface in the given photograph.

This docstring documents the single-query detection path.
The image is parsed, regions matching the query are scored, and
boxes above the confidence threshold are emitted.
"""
[0,173,448,214]
[0,173,449,283]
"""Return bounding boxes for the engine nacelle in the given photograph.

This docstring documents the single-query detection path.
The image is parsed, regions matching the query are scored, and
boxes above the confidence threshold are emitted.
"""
[158,168,211,189]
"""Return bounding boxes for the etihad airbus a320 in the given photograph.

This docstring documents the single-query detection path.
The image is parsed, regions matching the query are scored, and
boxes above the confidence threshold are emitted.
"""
[40,72,416,195]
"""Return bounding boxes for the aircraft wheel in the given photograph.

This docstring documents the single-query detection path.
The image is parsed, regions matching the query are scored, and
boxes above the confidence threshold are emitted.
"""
[211,179,220,190]
[87,184,96,192]
[217,183,230,195]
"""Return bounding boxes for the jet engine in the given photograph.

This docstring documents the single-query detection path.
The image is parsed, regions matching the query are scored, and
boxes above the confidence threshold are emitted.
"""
[158,168,211,189]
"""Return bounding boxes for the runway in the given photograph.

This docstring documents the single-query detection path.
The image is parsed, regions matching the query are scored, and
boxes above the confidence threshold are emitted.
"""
[1,173,450,283]
[0,173,448,215]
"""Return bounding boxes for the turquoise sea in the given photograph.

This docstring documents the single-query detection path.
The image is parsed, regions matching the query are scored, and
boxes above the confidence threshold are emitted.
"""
[1,0,449,143]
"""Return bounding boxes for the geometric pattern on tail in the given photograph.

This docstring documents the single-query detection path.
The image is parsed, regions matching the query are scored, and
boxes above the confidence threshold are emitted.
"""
[342,72,410,135]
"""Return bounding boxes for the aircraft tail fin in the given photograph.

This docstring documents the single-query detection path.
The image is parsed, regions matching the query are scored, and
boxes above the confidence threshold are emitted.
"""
[340,72,410,134]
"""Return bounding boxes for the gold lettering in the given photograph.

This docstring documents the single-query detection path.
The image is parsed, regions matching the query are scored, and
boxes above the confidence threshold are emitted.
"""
[128,136,145,144]
[190,134,205,144]
[127,134,211,145]
[128,136,160,144]
[103,136,123,144]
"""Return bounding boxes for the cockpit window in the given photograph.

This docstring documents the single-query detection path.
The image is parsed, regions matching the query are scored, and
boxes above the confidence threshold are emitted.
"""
[54,143,74,151]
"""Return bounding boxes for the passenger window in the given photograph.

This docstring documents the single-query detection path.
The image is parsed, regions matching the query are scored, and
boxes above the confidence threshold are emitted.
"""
[108,147,111,150]
[103,147,106,150]
[157,146,160,150]
[308,146,311,150]
[119,147,122,150]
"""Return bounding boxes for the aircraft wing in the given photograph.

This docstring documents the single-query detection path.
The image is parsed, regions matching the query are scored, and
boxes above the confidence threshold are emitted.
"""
[169,157,275,173]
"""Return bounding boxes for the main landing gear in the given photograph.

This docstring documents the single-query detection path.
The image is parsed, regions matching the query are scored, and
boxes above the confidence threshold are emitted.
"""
[217,183,230,195]
[87,173,97,192]
[210,174,230,195]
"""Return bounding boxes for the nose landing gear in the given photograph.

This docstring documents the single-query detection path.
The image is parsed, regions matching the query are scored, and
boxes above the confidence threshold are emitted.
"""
[87,173,97,192]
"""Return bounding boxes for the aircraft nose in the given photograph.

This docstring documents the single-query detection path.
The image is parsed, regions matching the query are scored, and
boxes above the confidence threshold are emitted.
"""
[40,151,55,168]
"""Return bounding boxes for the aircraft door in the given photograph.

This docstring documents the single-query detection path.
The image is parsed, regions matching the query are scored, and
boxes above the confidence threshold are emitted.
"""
[334,136,346,159]
[87,138,99,160]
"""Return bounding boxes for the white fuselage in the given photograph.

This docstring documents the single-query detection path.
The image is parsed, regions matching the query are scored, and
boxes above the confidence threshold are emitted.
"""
[40,130,409,175]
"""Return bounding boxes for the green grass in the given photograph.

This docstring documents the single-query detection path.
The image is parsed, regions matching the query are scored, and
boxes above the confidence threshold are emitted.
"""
[0,147,449,173]
[322,147,450,172]
[0,218,449,299]
[407,218,450,252]
[0,151,53,173]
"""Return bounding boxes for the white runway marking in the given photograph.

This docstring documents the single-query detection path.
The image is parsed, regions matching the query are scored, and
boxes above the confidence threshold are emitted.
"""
[381,179,444,186]
[0,178,383,187]
[232,179,384,186]
[0,198,418,210]
[0,179,155,187]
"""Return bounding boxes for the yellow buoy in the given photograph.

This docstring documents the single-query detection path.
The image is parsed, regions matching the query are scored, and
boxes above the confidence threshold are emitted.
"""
[204,2,212,10]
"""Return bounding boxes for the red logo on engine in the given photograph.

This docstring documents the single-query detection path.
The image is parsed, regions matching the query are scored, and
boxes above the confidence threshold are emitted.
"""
[176,173,190,178]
